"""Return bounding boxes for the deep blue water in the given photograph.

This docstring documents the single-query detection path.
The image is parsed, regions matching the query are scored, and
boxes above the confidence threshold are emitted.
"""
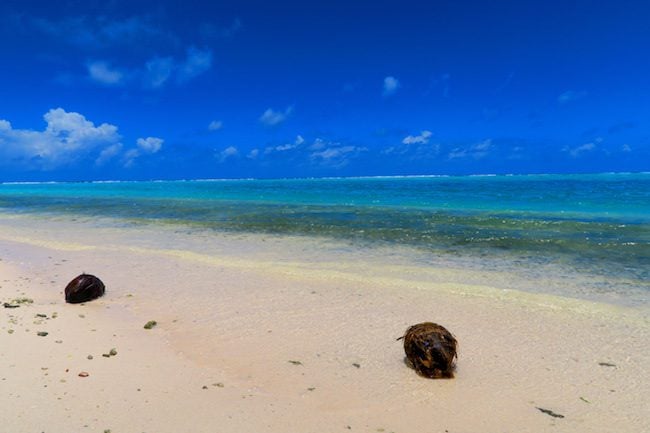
[1,173,649,283]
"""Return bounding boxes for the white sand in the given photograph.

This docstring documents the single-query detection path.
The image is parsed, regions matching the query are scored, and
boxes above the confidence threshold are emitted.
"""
[1,213,649,433]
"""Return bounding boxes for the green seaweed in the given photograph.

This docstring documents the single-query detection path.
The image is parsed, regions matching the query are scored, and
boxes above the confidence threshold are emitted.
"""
[144,320,157,329]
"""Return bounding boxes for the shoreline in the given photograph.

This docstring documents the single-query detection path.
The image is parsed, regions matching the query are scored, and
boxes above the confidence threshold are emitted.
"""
[1,213,649,432]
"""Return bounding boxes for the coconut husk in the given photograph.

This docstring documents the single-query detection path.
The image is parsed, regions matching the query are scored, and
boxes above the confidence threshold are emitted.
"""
[399,322,457,378]
[64,274,105,304]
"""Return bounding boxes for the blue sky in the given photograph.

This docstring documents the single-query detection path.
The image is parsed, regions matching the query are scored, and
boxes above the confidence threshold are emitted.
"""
[0,0,649,181]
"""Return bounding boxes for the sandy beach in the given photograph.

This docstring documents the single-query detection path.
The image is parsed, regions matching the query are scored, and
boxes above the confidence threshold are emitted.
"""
[1,213,649,433]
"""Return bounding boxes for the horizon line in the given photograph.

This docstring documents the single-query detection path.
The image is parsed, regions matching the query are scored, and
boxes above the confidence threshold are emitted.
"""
[1,171,649,185]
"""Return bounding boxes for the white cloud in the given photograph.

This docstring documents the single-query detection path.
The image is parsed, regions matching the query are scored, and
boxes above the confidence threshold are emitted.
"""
[309,140,368,168]
[144,57,174,88]
[312,146,353,161]
[558,90,587,104]
[566,142,596,157]
[218,146,238,162]
[95,143,123,166]
[136,137,163,153]
[0,108,122,169]
[208,120,223,131]
[448,139,493,160]
[87,61,124,85]
[122,148,141,168]
[247,148,260,159]
[122,137,163,167]
[622,144,632,152]
[177,47,213,82]
[85,48,212,89]
[28,15,171,49]
[259,106,293,126]
[383,76,400,96]
[402,130,432,145]
[264,135,305,154]
[309,138,326,150]
[310,143,367,168]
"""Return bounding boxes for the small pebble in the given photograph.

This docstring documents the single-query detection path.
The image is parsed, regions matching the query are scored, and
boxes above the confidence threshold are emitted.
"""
[78,372,89,378]
[87,355,94,360]
[37,331,48,337]
[109,348,117,356]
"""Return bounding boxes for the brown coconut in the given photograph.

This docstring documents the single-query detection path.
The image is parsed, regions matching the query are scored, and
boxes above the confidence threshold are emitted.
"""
[64,274,105,304]
[399,322,457,378]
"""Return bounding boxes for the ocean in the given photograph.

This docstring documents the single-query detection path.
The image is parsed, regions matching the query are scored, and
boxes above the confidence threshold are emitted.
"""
[1,173,649,304]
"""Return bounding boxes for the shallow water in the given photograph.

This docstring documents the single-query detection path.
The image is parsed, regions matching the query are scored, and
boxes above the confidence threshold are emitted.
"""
[1,173,649,300]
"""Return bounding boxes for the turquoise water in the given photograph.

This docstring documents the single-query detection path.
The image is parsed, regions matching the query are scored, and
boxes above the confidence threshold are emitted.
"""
[1,173,649,285]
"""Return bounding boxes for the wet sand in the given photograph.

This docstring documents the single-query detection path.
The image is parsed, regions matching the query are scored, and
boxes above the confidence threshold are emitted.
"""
[1,213,649,433]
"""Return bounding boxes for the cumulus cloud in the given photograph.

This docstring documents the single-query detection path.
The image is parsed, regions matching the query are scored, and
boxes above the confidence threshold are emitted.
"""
[86,47,212,89]
[144,57,174,88]
[563,136,603,158]
[0,108,122,169]
[383,132,440,159]
[95,143,123,166]
[137,137,164,153]
[21,14,175,50]
[310,144,366,168]
[383,76,400,96]
[247,148,260,159]
[218,146,238,162]
[566,142,596,157]
[13,14,215,89]
[402,130,432,145]
[621,144,632,152]
[177,47,213,83]
[87,61,124,85]
[259,106,293,126]
[208,120,223,131]
[558,90,588,104]
[264,135,305,154]
[122,137,163,167]
[142,49,212,88]
[308,139,367,168]
[309,138,326,150]
[448,139,493,160]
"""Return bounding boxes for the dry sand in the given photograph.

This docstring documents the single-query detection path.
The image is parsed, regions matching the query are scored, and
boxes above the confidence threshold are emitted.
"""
[1,213,649,433]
